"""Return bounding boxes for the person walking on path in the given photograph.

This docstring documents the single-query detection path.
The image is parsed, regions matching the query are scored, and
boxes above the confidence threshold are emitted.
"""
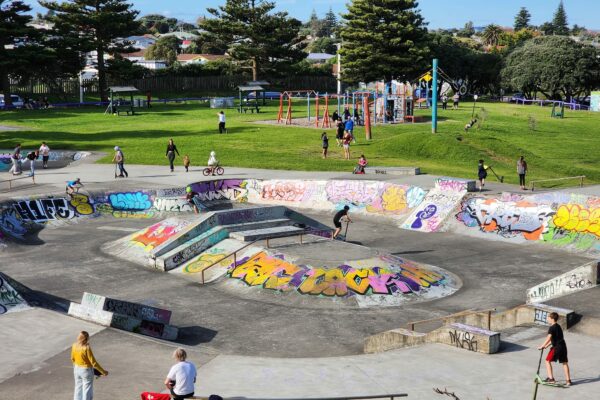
[218,111,227,133]
[517,156,528,190]
[25,150,38,176]
[332,205,352,239]
[9,143,22,175]
[477,159,487,191]
[165,139,180,172]
[453,93,460,110]
[183,155,191,172]
[538,312,571,386]
[321,132,329,159]
[342,131,352,160]
[71,331,108,400]
[165,348,197,400]
[112,146,128,178]
[39,142,50,168]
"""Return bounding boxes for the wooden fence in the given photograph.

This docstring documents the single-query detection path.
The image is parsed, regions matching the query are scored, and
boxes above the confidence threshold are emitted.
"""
[10,75,336,96]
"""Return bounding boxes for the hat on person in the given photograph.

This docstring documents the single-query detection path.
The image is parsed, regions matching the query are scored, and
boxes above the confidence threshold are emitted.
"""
[114,146,120,151]
[186,186,192,193]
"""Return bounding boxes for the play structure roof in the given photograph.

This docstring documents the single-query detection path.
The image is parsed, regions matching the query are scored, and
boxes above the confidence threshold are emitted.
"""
[109,86,139,93]
[238,85,265,91]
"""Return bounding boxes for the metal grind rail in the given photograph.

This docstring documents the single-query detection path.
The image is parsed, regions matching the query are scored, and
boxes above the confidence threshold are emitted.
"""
[530,175,585,191]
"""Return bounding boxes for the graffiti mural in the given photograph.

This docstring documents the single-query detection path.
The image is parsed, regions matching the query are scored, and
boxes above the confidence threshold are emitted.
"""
[153,197,193,213]
[553,204,600,238]
[404,182,467,232]
[190,179,248,202]
[14,198,75,222]
[0,274,28,314]
[131,219,191,251]
[0,208,28,238]
[69,193,95,216]
[109,192,153,211]
[228,252,450,299]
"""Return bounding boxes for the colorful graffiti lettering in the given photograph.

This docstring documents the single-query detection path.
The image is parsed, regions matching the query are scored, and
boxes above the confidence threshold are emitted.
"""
[153,197,193,213]
[190,179,247,202]
[14,198,75,222]
[325,181,380,205]
[553,204,600,237]
[410,204,437,229]
[109,192,152,211]
[0,208,28,238]
[0,275,27,314]
[261,181,311,202]
[69,193,94,215]
[132,219,190,251]
[228,252,446,297]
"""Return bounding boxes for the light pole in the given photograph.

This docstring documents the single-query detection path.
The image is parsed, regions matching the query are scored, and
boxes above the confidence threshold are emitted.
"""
[472,94,478,119]
[336,42,341,95]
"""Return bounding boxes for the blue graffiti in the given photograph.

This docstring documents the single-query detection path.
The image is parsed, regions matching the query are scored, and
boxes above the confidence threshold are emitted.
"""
[109,192,152,211]
[411,204,437,229]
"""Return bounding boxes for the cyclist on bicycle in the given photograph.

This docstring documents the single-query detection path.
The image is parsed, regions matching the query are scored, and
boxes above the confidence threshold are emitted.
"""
[207,151,219,176]
[66,178,83,195]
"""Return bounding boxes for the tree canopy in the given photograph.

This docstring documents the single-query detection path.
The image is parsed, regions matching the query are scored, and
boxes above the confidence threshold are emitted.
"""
[552,1,569,36]
[339,0,429,83]
[200,0,306,80]
[146,35,181,65]
[514,7,531,31]
[502,36,600,100]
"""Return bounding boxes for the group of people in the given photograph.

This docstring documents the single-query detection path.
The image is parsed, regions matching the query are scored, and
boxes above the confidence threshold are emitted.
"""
[22,97,50,110]
[7,142,51,176]
[477,156,528,191]
[320,115,356,161]
[441,93,461,110]
[71,331,197,400]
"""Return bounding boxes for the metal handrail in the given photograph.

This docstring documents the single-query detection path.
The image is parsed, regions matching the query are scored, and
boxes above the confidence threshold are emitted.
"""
[407,308,497,332]
[191,395,408,400]
[530,175,585,191]
[201,239,260,284]
[1,173,35,190]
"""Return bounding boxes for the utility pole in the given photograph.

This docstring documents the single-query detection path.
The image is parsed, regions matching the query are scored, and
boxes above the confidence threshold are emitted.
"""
[432,58,438,133]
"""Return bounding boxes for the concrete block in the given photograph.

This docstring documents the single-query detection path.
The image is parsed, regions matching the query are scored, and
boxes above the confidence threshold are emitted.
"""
[528,303,575,330]
[435,177,476,192]
[526,262,599,303]
[81,292,171,324]
[363,166,420,176]
[436,323,500,354]
[68,302,113,326]
[230,225,305,242]
[364,328,426,354]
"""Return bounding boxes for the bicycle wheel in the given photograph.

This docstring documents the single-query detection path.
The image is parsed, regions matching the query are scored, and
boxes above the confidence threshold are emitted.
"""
[216,167,224,175]
[202,168,211,176]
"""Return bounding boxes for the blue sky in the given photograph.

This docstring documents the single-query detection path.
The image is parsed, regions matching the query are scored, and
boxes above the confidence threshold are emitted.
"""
[25,0,600,29]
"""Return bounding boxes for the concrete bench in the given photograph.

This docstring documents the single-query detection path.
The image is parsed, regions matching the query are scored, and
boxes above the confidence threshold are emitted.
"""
[364,166,420,176]
[230,225,306,242]
[437,323,500,354]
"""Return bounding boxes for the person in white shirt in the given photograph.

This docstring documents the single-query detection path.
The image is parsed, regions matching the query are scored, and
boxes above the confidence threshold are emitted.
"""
[218,111,226,133]
[207,151,219,175]
[165,348,196,400]
[39,142,50,169]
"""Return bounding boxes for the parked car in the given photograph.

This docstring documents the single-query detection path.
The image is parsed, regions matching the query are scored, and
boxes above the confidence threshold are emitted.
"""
[0,94,24,108]
[246,91,281,100]
[509,93,526,103]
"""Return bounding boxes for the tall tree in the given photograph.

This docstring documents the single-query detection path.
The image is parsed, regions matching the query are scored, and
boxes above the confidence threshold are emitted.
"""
[323,7,339,38]
[40,0,140,101]
[200,0,306,80]
[0,0,38,106]
[552,0,569,36]
[457,21,475,38]
[339,0,429,83]
[482,24,503,46]
[514,7,531,31]
[146,35,181,65]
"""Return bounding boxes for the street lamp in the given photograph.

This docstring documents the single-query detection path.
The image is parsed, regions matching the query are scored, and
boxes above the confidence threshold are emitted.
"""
[336,42,341,95]
[472,94,478,119]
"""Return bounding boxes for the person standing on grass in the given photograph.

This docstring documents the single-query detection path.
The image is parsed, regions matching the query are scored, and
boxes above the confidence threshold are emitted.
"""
[342,130,352,160]
[477,159,487,191]
[112,146,128,178]
[517,156,528,190]
[538,312,572,386]
[336,118,345,146]
[39,142,50,168]
[166,138,180,172]
[321,132,329,159]
[332,110,339,124]
[71,331,108,400]
[453,93,460,110]
[344,116,355,143]
[165,348,197,400]
[442,94,448,110]
[218,111,227,133]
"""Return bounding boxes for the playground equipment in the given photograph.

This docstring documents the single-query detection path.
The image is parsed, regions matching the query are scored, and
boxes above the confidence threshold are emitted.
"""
[374,81,415,124]
[105,86,139,116]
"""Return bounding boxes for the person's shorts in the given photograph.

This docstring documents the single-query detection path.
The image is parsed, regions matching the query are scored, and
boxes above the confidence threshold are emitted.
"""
[322,146,328,149]
[343,144,349,149]
[546,345,568,363]
[334,220,342,228]
[336,132,343,140]
[43,156,49,162]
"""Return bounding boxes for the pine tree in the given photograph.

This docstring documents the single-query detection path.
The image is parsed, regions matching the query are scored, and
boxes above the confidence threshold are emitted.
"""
[0,1,38,106]
[201,0,306,80]
[552,1,569,36]
[339,0,429,83]
[514,7,531,31]
[323,7,339,38]
[40,0,140,101]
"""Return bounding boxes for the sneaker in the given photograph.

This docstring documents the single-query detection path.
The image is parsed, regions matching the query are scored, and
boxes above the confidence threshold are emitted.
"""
[543,378,556,383]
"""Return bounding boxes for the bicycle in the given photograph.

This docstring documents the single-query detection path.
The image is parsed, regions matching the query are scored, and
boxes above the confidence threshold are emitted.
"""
[203,165,224,176]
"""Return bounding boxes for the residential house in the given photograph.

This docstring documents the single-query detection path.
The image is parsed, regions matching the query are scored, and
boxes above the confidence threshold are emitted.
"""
[176,54,228,65]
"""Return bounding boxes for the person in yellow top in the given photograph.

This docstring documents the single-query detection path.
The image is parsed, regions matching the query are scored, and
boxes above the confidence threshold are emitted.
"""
[71,331,108,400]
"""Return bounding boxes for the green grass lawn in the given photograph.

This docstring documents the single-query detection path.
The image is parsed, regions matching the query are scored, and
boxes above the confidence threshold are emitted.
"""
[1,99,599,188]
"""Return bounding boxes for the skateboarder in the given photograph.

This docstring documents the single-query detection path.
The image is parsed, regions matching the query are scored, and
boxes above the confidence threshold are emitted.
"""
[332,205,352,239]
[538,312,571,386]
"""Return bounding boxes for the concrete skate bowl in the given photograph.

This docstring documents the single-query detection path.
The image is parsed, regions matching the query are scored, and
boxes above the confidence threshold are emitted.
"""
[0,150,90,172]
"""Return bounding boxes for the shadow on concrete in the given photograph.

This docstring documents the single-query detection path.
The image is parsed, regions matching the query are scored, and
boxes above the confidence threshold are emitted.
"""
[392,250,434,255]
[573,375,600,386]
[3,272,70,312]
[499,341,529,353]
[176,326,218,346]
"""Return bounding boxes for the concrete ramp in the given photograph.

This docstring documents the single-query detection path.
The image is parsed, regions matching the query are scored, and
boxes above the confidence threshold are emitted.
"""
[527,261,600,304]
[0,272,30,315]
[170,238,264,283]
[402,178,468,232]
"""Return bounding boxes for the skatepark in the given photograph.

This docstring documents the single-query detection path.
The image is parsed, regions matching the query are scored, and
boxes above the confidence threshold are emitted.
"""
[1,154,600,400]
